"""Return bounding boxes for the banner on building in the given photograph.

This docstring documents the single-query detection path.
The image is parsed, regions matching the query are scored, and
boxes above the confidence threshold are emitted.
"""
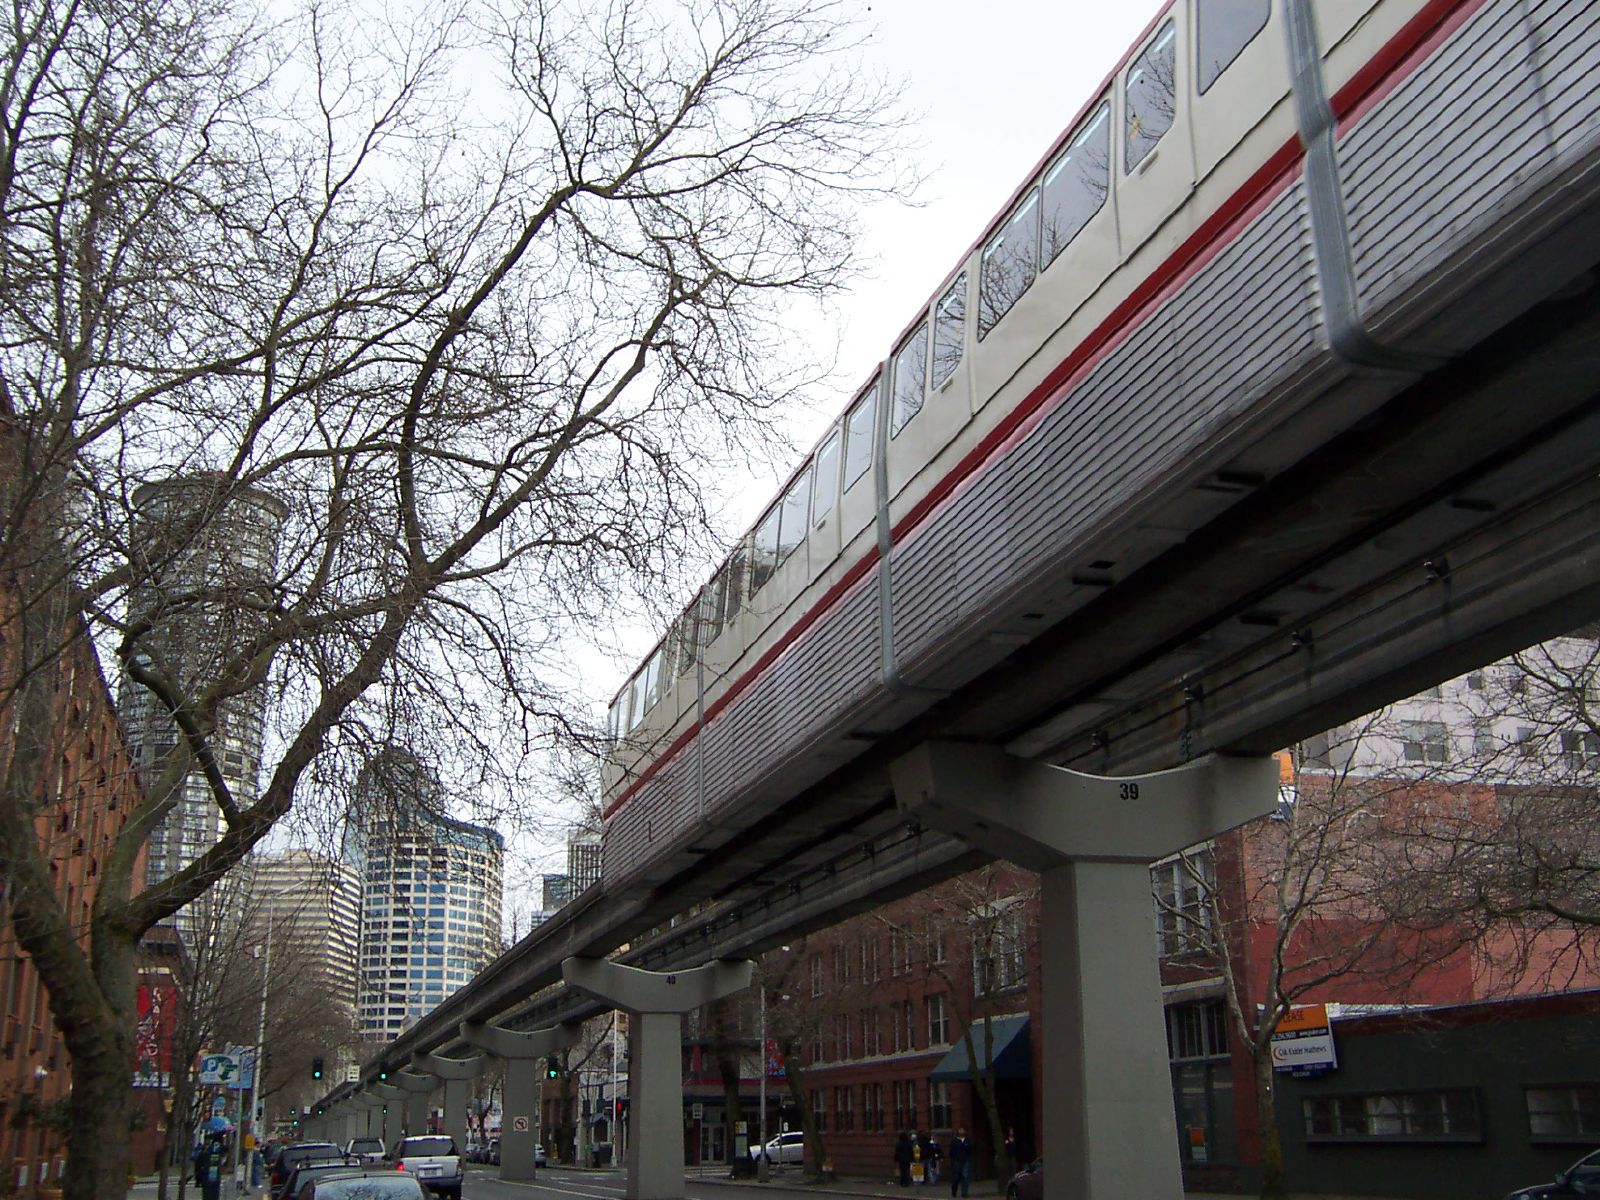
[132,982,177,1088]
[764,1039,785,1079]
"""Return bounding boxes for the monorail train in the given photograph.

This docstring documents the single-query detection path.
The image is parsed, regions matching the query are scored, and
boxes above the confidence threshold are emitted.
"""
[602,0,1600,890]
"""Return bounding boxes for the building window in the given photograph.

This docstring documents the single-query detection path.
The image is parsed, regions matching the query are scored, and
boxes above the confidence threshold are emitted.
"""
[1303,1090,1482,1141]
[929,1081,953,1130]
[1153,848,1215,959]
[903,1000,915,1051]
[1400,721,1451,763]
[890,928,908,975]
[927,919,948,966]
[893,1080,908,1131]
[1168,1000,1238,1166]
[836,1086,854,1132]
[974,905,1028,996]
[1527,1086,1600,1139]
[812,1089,828,1133]
[866,1082,885,1133]
[810,954,824,998]
[1561,730,1600,771]
[927,994,950,1046]
[861,935,881,983]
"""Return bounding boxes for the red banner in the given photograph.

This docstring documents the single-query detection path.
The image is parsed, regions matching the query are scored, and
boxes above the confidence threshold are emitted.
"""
[133,982,177,1087]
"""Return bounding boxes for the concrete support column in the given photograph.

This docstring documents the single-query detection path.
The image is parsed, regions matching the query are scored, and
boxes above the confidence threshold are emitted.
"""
[412,1053,485,1162]
[564,959,753,1200]
[391,1073,435,1139]
[372,1084,405,1144]
[891,744,1278,1200]
[460,1020,581,1182]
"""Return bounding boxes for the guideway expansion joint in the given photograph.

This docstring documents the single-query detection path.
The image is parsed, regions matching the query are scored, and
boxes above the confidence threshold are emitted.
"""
[890,743,1278,1200]
[564,958,753,1200]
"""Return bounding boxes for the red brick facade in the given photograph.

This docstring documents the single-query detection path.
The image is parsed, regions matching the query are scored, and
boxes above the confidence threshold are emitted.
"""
[0,619,148,1193]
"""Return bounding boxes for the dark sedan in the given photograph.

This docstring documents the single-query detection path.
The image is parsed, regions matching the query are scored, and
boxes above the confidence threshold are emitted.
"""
[1506,1148,1600,1198]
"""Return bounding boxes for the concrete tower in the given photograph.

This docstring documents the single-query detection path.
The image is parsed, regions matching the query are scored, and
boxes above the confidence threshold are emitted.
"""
[348,748,504,1041]
[119,475,287,944]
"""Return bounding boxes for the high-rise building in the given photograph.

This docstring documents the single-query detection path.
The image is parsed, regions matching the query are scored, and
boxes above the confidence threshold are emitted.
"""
[348,748,504,1041]
[240,849,363,1017]
[567,832,601,892]
[118,475,287,944]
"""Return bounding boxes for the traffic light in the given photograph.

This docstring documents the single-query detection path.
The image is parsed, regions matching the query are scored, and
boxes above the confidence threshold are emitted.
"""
[544,1057,560,1080]
[312,1056,324,1081]
[378,1068,388,1081]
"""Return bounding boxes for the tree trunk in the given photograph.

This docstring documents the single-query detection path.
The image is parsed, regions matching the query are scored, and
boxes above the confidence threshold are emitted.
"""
[59,938,138,1200]
[777,1036,825,1180]
[1252,1048,1286,1200]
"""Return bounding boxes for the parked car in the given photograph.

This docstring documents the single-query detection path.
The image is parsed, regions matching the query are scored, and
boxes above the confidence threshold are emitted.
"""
[748,1131,805,1165]
[485,1136,500,1165]
[1006,1158,1043,1200]
[535,1142,548,1168]
[300,1172,427,1200]
[1506,1148,1600,1198]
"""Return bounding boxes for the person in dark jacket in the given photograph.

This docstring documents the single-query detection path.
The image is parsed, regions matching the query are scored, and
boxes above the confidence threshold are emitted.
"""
[947,1128,973,1198]
[894,1131,914,1186]
[924,1133,942,1184]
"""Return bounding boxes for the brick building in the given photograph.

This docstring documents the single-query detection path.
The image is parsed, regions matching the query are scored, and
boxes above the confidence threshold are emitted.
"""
[0,617,148,1193]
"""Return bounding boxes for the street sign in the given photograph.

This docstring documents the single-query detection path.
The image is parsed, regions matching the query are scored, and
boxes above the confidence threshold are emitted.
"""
[199,1053,239,1085]
[346,1065,361,1083]
[512,1116,529,1133]
[691,1103,703,1121]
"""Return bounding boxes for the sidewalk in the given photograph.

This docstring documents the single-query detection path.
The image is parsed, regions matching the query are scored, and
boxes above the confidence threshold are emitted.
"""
[684,1165,1412,1200]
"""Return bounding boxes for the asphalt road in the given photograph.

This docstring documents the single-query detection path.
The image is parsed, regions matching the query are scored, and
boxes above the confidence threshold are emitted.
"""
[460,1165,841,1200]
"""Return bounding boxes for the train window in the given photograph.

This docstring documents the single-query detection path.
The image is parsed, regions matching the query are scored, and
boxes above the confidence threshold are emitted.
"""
[777,467,812,560]
[642,649,662,712]
[627,673,646,730]
[890,325,928,437]
[700,576,726,647]
[1043,100,1110,266]
[931,272,966,390]
[813,429,841,525]
[1125,21,1176,171]
[1198,0,1268,93]
[843,384,877,490]
[675,609,697,678]
[978,189,1040,339]
[751,505,782,592]
[719,546,748,625]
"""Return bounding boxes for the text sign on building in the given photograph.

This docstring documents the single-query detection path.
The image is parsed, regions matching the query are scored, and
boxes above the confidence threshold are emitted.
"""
[346,1065,361,1083]
[1270,1004,1337,1073]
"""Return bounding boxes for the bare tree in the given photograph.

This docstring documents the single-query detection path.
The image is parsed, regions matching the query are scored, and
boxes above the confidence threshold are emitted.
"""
[0,0,905,1192]
[879,866,1038,1191]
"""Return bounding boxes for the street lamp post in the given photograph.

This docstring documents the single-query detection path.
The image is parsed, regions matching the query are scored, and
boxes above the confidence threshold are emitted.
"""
[757,985,768,1182]
[239,918,272,1189]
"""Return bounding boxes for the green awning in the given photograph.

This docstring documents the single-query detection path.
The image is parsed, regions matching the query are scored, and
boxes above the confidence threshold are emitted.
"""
[928,1015,1031,1083]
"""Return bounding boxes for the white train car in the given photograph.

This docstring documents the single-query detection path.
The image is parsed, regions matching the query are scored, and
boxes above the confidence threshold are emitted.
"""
[601,0,1600,891]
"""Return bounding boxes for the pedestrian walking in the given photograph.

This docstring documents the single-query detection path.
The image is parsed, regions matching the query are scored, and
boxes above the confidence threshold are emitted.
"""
[894,1131,914,1186]
[1005,1127,1022,1174]
[948,1128,973,1198]
[924,1133,942,1185]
